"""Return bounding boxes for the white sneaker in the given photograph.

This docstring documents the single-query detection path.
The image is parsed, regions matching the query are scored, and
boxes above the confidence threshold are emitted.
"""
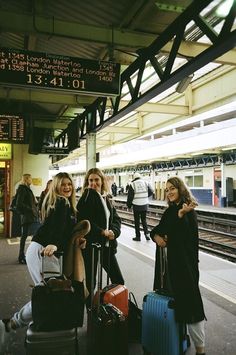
[0,320,10,354]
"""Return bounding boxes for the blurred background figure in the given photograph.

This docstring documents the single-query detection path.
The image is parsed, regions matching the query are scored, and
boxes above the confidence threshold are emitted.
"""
[111,182,117,196]
[15,174,39,264]
[38,180,52,216]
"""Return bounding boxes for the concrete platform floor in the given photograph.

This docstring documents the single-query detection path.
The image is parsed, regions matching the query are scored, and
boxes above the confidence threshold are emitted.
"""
[0,226,236,354]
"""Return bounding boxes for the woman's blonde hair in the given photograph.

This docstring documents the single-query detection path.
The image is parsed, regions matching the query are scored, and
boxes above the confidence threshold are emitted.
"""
[21,174,32,185]
[166,176,197,205]
[41,172,77,220]
[82,168,109,195]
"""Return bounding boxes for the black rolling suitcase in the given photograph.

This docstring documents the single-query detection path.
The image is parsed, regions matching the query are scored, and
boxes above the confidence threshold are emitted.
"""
[25,324,78,355]
[87,243,128,355]
[25,252,82,355]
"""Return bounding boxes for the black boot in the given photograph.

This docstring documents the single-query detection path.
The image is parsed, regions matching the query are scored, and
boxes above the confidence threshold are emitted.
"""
[18,255,26,264]
[132,237,141,241]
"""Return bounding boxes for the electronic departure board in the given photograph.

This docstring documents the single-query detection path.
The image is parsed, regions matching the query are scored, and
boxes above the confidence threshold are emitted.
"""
[0,115,25,142]
[0,47,121,96]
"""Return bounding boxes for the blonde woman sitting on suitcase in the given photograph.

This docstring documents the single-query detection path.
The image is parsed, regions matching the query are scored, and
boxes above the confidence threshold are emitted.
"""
[0,172,90,343]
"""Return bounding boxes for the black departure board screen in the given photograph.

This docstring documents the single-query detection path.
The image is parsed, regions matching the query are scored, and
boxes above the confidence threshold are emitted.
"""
[0,47,121,96]
[0,115,25,142]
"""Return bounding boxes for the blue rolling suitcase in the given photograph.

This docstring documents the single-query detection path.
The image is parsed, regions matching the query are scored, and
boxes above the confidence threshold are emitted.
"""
[142,248,189,355]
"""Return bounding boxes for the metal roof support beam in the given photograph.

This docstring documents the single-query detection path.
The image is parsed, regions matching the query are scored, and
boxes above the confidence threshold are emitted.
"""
[56,0,236,151]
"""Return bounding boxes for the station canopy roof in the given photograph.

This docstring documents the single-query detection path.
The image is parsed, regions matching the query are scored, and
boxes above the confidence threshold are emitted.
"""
[0,0,236,171]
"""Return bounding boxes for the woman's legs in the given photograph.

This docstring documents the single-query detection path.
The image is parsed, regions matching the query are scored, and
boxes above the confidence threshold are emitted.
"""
[188,320,205,354]
[11,242,60,329]
[18,223,29,263]
[26,241,44,284]
[102,248,124,285]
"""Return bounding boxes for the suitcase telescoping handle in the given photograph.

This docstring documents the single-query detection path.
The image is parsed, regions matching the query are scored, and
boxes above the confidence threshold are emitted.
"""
[159,247,166,289]
[41,251,64,280]
[91,243,102,307]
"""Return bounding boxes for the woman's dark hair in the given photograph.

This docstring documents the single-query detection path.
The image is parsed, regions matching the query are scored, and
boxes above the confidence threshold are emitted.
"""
[166,176,197,205]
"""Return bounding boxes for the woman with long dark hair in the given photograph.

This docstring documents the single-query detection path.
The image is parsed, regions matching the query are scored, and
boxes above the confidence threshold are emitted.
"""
[151,176,206,355]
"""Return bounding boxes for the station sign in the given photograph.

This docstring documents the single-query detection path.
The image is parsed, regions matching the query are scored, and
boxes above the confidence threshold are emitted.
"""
[0,143,12,160]
[41,147,69,155]
[0,115,25,143]
[0,47,121,96]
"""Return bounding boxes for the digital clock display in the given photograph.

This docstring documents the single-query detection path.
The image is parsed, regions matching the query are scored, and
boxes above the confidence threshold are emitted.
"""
[0,115,25,142]
[0,47,120,96]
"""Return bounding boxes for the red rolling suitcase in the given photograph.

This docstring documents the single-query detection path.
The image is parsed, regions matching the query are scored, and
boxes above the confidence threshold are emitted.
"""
[142,247,189,355]
[87,243,128,355]
[99,244,128,316]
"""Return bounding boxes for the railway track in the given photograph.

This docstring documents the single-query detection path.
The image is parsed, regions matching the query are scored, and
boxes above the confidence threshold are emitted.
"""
[114,201,236,263]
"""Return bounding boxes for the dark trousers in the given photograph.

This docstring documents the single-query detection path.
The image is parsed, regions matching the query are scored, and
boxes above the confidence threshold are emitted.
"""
[133,209,149,239]
[19,223,30,258]
[83,245,124,305]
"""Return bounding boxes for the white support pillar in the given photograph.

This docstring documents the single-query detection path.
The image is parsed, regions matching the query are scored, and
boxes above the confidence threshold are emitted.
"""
[86,133,96,170]
[221,162,226,197]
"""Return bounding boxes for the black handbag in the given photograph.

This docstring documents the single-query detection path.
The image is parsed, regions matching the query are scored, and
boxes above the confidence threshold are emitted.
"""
[31,253,85,331]
[128,292,142,343]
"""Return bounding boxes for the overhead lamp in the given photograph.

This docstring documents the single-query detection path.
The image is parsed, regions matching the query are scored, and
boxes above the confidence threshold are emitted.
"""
[176,74,194,93]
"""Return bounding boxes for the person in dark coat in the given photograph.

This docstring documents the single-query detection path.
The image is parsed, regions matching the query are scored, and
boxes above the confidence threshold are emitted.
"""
[15,174,39,264]
[76,168,124,303]
[150,176,206,355]
[38,179,52,216]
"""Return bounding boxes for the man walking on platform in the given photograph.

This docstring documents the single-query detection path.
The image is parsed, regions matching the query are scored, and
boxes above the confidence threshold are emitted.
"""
[127,172,153,241]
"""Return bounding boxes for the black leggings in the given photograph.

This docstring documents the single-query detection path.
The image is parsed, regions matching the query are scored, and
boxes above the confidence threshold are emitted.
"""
[19,223,30,258]
[83,245,124,304]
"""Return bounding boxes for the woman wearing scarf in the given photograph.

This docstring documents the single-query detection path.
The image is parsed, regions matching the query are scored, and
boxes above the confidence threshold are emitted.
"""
[76,168,124,300]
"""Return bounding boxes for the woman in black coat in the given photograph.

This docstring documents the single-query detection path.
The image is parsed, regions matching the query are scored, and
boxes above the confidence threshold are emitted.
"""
[15,174,39,264]
[77,168,124,300]
[150,176,206,355]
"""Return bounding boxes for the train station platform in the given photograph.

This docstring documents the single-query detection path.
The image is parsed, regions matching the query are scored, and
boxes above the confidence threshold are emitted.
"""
[114,195,236,216]
[0,224,236,354]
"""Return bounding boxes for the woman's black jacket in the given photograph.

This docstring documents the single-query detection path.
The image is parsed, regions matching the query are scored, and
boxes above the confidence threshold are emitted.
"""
[76,188,121,254]
[15,184,38,225]
[150,203,206,323]
[32,197,76,252]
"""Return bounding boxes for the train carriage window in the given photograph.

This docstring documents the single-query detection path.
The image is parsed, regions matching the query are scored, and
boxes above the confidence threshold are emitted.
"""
[185,176,194,187]
[185,170,203,188]
[194,175,203,187]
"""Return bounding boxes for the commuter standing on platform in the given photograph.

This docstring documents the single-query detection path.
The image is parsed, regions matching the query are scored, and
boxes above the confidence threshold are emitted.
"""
[127,172,153,241]
[151,176,206,355]
[15,174,39,264]
[0,172,90,342]
[76,167,124,301]
[38,179,52,215]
